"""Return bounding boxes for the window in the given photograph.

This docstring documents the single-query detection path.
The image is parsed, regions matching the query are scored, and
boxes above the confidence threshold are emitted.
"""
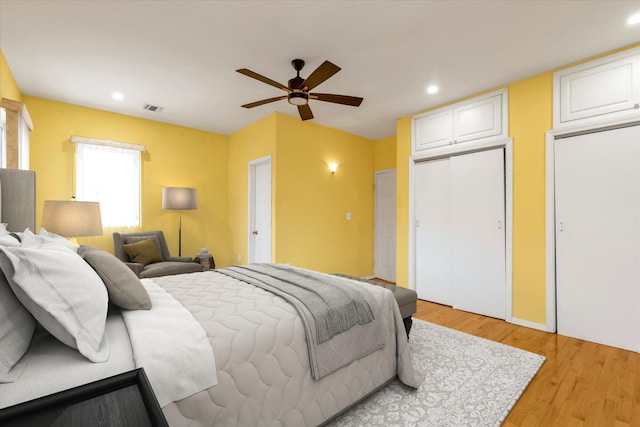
[73,136,144,227]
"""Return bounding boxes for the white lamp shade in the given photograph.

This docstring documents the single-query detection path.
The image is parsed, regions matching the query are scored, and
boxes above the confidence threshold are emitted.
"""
[41,201,103,237]
[162,187,197,210]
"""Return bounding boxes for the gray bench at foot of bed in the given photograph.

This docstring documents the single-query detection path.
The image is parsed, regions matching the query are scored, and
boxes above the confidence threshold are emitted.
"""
[333,274,417,337]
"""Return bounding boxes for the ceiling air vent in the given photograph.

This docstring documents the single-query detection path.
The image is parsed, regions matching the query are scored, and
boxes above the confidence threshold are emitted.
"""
[143,103,164,113]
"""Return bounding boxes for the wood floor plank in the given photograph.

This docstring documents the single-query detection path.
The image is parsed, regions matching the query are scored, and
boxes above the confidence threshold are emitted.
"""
[412,299,640,426]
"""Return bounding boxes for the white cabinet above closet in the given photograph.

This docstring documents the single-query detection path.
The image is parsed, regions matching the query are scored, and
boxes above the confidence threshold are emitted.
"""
[412,89,507,155]
[413,110,453,150]
[554,47,640,130]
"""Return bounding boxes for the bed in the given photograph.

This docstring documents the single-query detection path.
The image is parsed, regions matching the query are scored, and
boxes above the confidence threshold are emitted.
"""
[0,168,421,427]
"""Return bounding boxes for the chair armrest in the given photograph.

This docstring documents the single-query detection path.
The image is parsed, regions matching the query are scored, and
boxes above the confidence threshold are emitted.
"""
[125,262,145,277]
[166,256,194,263]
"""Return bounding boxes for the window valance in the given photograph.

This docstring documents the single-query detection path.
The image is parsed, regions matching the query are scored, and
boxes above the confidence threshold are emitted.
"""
[70,135,146,152]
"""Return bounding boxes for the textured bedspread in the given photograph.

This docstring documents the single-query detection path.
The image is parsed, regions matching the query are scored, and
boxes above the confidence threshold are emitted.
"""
[152,269,420,427]
[216,264,384,380]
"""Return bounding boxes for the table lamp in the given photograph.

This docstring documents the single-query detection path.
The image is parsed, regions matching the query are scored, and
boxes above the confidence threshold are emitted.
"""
[41,200,103,242]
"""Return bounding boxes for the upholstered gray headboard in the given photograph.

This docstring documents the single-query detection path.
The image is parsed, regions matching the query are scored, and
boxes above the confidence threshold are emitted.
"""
[0,168,36,232]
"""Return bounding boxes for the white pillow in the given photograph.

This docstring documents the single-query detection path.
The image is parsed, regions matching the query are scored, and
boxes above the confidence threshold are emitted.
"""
[0,235,20,247]
[0,270,35,382]
[20,228,78,252]
[0,223,9,236]
[0,245,109,362]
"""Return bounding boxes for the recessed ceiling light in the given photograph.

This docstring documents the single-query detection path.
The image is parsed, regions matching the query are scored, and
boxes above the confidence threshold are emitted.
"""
[426,85,439,95]
[112,92,124,101]
[627,12,640,25]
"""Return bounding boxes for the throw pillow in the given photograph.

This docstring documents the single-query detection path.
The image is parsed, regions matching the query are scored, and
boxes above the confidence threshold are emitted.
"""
[79,245,152,310]
[0,244,110,363]
[123,239,163,265]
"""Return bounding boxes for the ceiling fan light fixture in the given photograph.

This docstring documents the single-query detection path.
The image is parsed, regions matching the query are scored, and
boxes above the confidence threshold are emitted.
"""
[237,59,362,120]
[288,91,308,106]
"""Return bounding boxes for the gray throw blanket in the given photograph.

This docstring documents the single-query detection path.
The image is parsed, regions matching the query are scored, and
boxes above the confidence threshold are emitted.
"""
[216,264,384,379]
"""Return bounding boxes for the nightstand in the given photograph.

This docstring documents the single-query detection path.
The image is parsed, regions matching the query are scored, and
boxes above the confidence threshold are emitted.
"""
[194,248,215,270]
[0,368,168,427]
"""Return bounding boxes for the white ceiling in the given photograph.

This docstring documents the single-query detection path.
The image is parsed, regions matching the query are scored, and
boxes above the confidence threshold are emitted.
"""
[1,0,639,140]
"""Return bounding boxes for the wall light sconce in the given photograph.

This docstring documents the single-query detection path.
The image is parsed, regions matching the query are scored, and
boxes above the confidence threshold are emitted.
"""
[328,162,338,174]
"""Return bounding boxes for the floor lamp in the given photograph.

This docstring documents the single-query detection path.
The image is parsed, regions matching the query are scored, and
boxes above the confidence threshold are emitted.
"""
[162,187,197,256]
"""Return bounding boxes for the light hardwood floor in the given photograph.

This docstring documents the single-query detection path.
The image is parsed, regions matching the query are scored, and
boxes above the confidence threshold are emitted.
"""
[413,299,640,426]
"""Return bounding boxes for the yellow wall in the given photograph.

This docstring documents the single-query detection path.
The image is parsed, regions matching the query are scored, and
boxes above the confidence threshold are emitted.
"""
[395,116,412,287]
[227,113,277,265]
[24,96,231,265]
[508,73,552,324]
[0,49,22,102]
[374,135,396,171]
[227,112,375,276]
[275,113,374,276]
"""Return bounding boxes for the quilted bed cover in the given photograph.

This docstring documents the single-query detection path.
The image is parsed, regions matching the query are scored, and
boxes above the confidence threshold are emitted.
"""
[155,269,419,427]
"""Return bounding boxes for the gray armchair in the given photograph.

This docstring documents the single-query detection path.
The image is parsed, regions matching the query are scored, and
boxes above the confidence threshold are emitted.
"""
[113,230,203,278]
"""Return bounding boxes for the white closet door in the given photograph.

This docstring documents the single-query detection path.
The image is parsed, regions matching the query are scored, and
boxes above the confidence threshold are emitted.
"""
[415,158,452,305]
[450,148,506,319]
[555,125,640,352]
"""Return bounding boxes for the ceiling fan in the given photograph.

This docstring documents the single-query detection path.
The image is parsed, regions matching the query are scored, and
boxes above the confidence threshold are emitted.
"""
[236,59,364,121]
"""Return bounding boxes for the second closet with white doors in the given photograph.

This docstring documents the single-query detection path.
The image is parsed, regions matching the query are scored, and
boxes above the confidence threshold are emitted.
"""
[554,124,640,352]
[415,148,506,319]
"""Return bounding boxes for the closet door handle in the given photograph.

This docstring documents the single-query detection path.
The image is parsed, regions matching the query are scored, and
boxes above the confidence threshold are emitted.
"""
[559,222,564,232]
[497,220,503,229]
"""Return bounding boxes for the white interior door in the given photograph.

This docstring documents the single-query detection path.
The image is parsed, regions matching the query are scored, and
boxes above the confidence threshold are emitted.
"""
[555,125,640,351]
[374,169,397,282]
[450,148,506,319]
[249,156,272,264]
[415,158,452,304]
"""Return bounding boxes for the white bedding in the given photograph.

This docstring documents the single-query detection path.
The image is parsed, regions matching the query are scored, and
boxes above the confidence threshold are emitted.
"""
[122,279,217,407]
[1,268,420,427]
[154,270,420,427]
[0,307,135,409]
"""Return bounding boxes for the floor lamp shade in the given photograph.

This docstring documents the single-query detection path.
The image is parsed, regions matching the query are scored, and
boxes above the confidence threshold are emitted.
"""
[162,187,197,210]
[162,187,197,256]
[41,201,103,237]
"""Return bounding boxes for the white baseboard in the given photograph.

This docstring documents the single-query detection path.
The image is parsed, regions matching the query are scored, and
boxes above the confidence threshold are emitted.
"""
[508,317,549,332]
[361,275,375,280]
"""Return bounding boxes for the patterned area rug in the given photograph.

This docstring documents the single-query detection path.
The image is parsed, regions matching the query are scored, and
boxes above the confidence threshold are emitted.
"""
[327,319,545,427]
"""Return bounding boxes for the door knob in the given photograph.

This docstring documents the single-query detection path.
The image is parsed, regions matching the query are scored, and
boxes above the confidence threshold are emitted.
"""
[252,230,259,235]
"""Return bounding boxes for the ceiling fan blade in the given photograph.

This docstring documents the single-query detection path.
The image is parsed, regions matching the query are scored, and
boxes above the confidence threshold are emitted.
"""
[310,93,364,107]
[241,95,287,108]
[302,61,341,91]
[236,68,290,92]
[298,104,314,121]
